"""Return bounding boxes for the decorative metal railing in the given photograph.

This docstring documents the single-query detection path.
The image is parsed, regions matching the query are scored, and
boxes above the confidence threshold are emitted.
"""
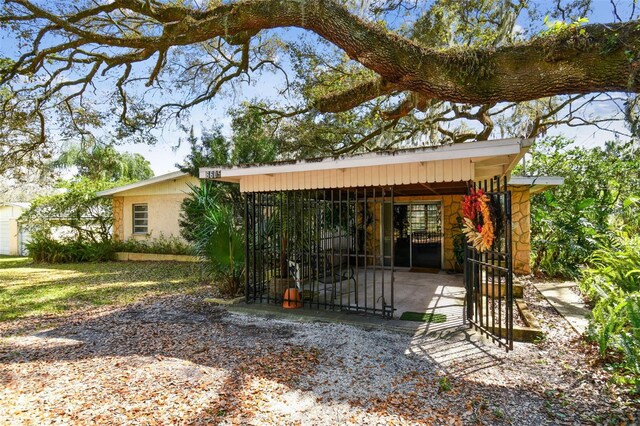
[244,187,395,318]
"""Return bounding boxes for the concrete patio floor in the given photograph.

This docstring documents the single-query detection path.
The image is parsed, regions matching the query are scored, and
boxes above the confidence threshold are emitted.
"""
[389,270,466,333]
[251,270,467,334]
[338,270,466,332]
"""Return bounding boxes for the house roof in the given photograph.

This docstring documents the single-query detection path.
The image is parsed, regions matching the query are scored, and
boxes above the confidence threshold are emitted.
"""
[201,138,533,180]
[508,176,565,194]
[96,171,188,197]
[200,138,534,193]
[0,202,30,209]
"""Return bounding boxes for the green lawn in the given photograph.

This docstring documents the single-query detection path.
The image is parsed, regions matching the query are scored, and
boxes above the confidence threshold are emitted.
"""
[0,256,207,321]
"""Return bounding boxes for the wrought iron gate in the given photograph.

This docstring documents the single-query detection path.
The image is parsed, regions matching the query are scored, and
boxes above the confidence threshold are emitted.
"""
[244,188,395,318]
[464,176,514,350]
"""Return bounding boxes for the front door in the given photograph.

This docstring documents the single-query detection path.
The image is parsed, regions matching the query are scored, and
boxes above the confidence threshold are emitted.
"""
[392,203,442,269]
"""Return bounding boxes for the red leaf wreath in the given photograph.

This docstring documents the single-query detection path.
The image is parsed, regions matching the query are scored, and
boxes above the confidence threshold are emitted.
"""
[461,188,495,252]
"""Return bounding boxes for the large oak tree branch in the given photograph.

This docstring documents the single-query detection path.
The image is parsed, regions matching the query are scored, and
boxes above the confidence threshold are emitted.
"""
[314,77,398,113]
[153,0,640,106]
[3,0,640,117]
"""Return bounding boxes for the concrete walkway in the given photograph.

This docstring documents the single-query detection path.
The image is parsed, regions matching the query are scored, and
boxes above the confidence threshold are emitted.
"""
[533,281,591,335]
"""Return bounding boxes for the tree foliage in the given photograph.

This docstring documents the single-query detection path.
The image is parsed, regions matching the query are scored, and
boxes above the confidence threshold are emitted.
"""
[0,67,53,180]
[522,136,640,387]
[52,142,154,182]
[177,126,230,176]
[20,140,154,246]
[0,169,56,203]
[230,103,280,164]
[518,136,640,277]
[21,178,116,244]
[1,0,639,166]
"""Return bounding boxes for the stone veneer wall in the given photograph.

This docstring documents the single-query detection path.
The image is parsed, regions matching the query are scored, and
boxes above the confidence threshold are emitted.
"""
[510,187,531,275]
[442,195,464,271]
[443,190,531,275]
[112,196,124,242]
[374,188,531,275]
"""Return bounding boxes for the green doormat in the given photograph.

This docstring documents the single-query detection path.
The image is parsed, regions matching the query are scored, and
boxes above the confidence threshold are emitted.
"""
[399,311,447,323]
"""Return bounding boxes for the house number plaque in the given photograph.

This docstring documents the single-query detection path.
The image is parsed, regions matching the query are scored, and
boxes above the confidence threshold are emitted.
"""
[205,170,222,179]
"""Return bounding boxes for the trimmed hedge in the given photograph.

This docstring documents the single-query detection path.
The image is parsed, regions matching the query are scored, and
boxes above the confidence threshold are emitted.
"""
[27,234,192,263]
[27,237,116,263]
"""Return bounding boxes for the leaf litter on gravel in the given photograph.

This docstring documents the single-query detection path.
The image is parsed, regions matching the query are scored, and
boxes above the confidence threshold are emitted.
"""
[0,277,638,424]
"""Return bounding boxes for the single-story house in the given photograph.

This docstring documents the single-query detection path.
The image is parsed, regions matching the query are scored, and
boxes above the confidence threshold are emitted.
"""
[96,140,561,274]
[96,171,199,242]
[0,202,30,256]
[201,138,562,275]
[199,137,562,349]
[94,138,563,348]
[96,141,562,274]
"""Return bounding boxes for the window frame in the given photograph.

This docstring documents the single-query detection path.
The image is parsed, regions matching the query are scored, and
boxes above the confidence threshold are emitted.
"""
[132,203,149,235]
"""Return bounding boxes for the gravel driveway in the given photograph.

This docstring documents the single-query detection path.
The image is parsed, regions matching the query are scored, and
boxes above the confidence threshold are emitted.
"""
[0,289,637,425]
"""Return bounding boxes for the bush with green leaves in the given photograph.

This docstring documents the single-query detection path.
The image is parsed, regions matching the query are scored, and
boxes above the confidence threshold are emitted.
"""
[113,234,192,255]
[21,178,117,243]
[27,233,192,263]
[27,233,117,263]
[516,136,640,277]
[181,183,244,297]
[580,233,640,391]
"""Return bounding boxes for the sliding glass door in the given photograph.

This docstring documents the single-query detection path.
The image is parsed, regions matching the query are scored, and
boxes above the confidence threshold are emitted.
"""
[387,203,442,269]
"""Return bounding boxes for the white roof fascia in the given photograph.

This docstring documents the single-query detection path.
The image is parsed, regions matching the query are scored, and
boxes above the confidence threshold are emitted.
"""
[508,176,564,186]
[96,171,188,197]
[0,202,30,209]
[200,138,534,180]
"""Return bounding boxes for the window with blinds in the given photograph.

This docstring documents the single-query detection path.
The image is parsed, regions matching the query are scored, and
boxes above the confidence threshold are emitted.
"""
[132,204,149,234]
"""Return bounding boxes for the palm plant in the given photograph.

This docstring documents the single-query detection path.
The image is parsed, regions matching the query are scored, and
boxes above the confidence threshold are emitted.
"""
[262,193,322,278]
[182,183,244,297]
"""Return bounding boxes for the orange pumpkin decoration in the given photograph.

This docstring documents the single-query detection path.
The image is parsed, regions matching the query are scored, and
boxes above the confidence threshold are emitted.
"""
[282,288,302,309]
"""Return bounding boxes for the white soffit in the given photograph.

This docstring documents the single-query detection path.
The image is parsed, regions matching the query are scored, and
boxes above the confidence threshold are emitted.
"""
[508,176,565,194]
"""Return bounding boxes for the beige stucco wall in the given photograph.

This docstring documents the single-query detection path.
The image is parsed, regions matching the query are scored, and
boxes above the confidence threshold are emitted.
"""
[116,174,198,197]
[110,174,199,242]
[115,194,189,242]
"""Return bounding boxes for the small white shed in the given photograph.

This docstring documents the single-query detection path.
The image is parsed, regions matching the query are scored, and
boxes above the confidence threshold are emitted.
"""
[0,203,30,256]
